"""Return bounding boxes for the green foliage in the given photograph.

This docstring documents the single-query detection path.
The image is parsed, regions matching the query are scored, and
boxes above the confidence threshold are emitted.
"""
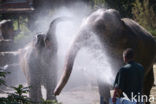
[41,99,61,104]
[132,0,156,36]
[14,30,31,43]
[0,69,10,86]
[14,17,32,42]
[93,0,105,7]
[103,0,136,17]
[0,71,61,104]
[0,85,31,104]
[13,28,32,49]
[92,0,156,18]
[0,84,61,104]
[11,85,30,97]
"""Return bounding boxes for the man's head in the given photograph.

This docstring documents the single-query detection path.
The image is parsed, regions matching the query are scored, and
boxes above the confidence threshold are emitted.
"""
[123,48,134,63]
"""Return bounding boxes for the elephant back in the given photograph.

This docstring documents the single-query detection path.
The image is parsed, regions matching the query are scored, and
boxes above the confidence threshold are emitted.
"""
[122,18,156,73]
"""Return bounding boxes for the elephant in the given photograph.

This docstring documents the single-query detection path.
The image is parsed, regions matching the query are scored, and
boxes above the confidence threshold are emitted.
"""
[54,9,156,104]
[19,17,64,102]
[0,20,15,40]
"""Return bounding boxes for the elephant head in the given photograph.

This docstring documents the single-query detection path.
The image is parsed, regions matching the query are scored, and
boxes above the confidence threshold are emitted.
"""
[54,9,126,95]
[33,17,68,52]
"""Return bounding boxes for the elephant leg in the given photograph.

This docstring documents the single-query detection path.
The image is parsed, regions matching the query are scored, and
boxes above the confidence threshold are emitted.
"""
[97,81,111,104]
[29,78,42,103]
[45,73,57,101]
[143,68,154,104]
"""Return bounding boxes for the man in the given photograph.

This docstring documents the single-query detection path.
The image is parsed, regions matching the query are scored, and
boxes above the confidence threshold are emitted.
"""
[113,48,144,103]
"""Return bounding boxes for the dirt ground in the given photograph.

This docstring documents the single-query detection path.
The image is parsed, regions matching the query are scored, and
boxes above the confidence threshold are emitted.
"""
[57,86,100,104]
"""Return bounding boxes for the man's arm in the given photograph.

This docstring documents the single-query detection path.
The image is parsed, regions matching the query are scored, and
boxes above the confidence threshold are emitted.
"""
[114,72,119,88]
[112,68,125,102]
[117,68,125,90]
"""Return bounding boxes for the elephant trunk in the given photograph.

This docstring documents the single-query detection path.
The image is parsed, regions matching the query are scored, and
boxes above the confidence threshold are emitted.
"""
[46,17,70,51]
[47,17,70,39]
[54,43,80,95]
[54,26,91,95]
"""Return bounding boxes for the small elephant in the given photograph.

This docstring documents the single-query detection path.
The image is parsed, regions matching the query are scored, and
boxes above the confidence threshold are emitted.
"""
[0,20,15,40]
[20,17,64,102]
[54,9,156,104]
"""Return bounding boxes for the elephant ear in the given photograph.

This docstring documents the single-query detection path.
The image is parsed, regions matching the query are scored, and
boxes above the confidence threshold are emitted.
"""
[120,18,136,32]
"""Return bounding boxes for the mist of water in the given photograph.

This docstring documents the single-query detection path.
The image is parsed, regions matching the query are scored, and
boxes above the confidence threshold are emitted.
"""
[51,3,115,89]
[16,2,115,90]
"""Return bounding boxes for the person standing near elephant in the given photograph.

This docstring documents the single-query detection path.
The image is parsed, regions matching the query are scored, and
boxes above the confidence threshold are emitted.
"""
[113,48,144,103]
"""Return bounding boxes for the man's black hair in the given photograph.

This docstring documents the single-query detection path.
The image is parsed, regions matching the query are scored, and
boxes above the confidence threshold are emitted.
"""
[123,48,134,60]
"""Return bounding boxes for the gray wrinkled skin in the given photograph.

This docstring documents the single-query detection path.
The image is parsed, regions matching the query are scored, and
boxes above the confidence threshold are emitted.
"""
[20,18,61,102]
[55,9,156,104]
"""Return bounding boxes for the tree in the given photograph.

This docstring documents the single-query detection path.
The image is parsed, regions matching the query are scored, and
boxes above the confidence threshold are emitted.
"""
[93,0,155,18]
[132,0,156,36]
[104,0,135,17]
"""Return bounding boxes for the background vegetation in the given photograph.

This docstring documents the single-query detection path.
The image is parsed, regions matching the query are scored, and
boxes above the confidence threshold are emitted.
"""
[132,0,156,36]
